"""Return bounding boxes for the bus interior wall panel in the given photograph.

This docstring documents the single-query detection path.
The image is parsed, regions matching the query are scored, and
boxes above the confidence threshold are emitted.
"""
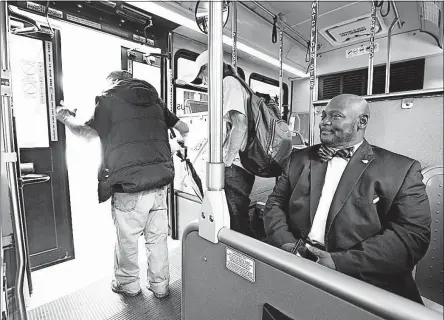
[10,1,179,47]
[313,95,443,169]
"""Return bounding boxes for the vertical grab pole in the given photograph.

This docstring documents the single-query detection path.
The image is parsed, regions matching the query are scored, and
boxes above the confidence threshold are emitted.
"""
[207,0,223,179]
[385,17,398,93]
[308,0,318,146]
[367,1,376,95]
[278,15,284,114]
[199,0,229,243]
[0,2,29,320]
[166,32,178,239]
[231,0,237,72]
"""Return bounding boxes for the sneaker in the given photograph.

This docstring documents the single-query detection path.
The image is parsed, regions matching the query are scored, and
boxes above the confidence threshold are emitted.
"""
[111,280,141,297]
[148,286,170,299]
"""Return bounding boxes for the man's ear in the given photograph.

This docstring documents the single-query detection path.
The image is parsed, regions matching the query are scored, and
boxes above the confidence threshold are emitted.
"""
[358,114,369,129]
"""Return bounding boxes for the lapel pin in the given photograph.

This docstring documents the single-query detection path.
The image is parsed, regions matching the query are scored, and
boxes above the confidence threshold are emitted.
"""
[362,159,369,164]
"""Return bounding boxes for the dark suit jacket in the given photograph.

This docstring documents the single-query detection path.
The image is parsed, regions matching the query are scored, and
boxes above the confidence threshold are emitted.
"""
[263,140,431,304]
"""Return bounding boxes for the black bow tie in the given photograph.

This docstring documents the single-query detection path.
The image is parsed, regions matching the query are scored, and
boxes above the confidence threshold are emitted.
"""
[318,145,354,163]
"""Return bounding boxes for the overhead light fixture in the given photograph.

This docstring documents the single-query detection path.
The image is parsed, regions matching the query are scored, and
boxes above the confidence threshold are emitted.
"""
[134,2,308,78]
[222,36,307,78]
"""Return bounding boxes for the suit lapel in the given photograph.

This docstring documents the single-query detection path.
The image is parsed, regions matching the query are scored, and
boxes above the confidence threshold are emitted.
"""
[325,140,375,235]
[310,147,327,223]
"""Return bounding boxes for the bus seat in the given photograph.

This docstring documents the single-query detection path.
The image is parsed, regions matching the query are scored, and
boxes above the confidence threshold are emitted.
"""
[415,165,443,308]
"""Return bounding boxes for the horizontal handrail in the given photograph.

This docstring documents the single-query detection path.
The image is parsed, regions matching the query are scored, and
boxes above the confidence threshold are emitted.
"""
[183,222,442,320]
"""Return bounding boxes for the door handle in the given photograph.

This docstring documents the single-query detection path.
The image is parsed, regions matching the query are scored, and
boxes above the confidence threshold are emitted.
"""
[19,162,50,185]
[21,174,50,186]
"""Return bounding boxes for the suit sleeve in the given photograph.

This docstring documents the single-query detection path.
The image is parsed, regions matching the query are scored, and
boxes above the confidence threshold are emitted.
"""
[263,153,298,247]
[330,161,431,276]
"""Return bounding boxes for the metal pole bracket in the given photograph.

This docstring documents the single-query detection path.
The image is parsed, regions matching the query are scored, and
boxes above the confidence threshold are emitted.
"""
[1,69,12,97]
[2,152,18,163]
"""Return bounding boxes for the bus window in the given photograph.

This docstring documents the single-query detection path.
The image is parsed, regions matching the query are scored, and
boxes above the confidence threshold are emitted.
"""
[173,52,209,197]
[249,73,289,119]
[250,78,283,103]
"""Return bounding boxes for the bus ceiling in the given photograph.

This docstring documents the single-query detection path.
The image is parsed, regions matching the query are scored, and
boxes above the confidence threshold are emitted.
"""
[7,1,443,78]
[152,1,443,78]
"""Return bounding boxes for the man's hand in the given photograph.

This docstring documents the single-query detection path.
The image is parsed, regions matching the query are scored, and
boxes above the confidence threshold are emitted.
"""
[56,100,77,124]
[170,137,182,155]
[280,243,295,253]
[307,245,336,270]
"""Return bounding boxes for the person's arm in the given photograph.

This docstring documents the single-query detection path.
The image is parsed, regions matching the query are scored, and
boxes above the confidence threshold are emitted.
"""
[224,111,247,166]
[223,78,248,166]
[330,161,431,276]
[164,106,189,138]
[173,119,189,138]
[263,153,298,248]
[56,103,98,142]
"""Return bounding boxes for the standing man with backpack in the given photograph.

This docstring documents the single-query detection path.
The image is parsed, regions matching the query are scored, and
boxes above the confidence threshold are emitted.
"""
[186,50,255,237]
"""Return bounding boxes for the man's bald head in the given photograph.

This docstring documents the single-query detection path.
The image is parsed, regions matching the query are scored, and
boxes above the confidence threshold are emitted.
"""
[319,94,370,148]
[328,94,370,119]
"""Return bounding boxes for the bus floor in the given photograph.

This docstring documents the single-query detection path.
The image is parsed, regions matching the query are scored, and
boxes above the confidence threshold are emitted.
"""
[27,239,181,320]
[24,138,182,319]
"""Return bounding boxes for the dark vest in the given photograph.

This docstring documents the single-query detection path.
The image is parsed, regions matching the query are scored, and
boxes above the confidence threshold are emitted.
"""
[97,79,174,203]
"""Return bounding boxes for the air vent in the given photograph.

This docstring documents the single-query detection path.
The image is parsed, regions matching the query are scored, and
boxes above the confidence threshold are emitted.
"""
[318,59,425,99]
[319,13,387,47]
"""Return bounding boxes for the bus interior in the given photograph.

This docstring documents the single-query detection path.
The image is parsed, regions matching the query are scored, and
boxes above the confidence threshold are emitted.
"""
[0,1,443,320]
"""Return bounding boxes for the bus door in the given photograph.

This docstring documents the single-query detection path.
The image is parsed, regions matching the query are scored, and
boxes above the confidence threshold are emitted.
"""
[9,28,74,271]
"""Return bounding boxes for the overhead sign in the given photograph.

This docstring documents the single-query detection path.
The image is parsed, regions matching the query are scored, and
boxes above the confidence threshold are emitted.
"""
[27,1,63,18]
[346,43,380,58]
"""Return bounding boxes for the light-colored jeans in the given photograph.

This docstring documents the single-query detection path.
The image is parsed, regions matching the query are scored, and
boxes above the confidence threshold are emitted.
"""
[111,187,169,295]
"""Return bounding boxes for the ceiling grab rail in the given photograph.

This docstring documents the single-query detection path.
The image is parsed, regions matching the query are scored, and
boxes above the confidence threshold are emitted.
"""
[250,1,309,50]
[385,0,402,93]
[391,0,404,29]
[308,0,318,146]
[198,0,230,243]
[231,0,237,73]
[367,1,377,95]
[0,2,29,320]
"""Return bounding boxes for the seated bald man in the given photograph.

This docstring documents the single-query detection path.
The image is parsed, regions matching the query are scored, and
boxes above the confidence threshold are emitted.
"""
[263,94,431,304]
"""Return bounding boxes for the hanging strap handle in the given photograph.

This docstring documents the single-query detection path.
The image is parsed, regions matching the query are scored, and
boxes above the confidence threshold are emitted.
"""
[272,16,278,43]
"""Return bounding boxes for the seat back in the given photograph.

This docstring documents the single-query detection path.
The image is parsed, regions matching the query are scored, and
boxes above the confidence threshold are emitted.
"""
[415,165,443,306]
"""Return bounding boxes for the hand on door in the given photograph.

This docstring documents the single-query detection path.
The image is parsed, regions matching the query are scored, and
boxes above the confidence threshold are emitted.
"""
[56,100,77,124]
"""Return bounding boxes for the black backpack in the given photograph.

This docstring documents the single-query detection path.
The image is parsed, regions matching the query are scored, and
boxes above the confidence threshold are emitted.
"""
[227,75,292,177]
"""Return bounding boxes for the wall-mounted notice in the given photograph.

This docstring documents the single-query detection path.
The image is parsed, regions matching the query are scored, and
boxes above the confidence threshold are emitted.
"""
[45,41,58,142]
[346,43,380,58]
[226,247,256,283]
[9,35,50,148]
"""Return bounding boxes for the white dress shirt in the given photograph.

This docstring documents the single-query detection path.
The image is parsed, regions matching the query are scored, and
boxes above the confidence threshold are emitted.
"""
[308,140,364,245]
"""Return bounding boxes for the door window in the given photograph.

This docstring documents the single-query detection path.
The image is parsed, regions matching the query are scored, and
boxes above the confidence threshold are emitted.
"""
[132,61,161,94]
